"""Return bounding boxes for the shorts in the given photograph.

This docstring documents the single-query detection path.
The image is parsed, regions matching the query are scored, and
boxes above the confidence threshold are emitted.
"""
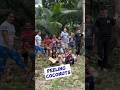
[62,42,68,49]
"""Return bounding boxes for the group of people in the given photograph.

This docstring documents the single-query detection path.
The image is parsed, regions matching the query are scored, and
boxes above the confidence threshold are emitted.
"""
[0,6,116,90]
[35,26,83,65]
[0,12,35,83]
[85,7,116,90]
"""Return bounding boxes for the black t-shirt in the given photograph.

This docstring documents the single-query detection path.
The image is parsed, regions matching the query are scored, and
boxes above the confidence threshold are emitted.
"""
[95,16,115,38]
[85,24,95,39]
[85,24,95,46]
[75,33,83,43]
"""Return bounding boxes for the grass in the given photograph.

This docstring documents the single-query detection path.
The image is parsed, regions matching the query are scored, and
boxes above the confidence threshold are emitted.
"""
[0,62,34,90]
[35,56,85,90]
[95,70,120,90]
[94,48,120,90]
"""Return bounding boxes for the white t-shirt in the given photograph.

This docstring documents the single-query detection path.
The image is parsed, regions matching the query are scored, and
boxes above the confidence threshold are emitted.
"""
[60,31,69,43]
[35,34,42,47]
[0,20,15,48]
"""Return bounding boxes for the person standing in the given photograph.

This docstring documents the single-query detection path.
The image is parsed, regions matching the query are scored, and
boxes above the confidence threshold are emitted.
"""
[95,7,116,70]
[85,15,95,56]
[35,31,42,54]
[21,22,35,66]
[69,32,75,49]
[35,31,42,47]
[0,12,27,79]
[60,27,69,50]
[75,27,83,56]
[0,13,16,50]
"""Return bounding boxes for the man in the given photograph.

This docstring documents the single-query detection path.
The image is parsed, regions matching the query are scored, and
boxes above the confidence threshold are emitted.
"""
[60,27,69,49]
[95,7,115,70]
[0,12,26,79]
[35,31,43,55]
[0,12,15,49]
[75,27,83,56]
[35,31,42,47]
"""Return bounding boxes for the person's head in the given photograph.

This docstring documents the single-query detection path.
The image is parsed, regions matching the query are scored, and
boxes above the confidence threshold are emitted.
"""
[85,15,92,24]
[58,36,61,40]
[53,34,56,38]
[45,35,49,39]
[63,27,68,32]
[7,12,15,24]
[70,32,75,37]
[76,26,81,33]
[100,7,108,17]
[24,22,33,30]
[37,31,41,36]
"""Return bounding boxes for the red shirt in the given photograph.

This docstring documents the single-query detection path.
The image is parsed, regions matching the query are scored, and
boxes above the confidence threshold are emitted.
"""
[21,30,36,48]
[43,38,52,47]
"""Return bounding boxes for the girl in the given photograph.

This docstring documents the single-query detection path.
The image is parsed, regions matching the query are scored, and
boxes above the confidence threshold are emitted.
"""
[64,48,74,65]
[43,35,52,56]
[69,32,75,48]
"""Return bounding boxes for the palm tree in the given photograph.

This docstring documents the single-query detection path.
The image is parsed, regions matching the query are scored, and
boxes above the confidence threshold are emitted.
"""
[35,0,83,34]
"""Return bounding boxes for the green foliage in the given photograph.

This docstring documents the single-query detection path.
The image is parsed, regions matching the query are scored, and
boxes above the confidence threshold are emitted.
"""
[36,0,82,34]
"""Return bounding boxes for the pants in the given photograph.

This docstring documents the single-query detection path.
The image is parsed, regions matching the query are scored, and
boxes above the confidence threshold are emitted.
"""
[85,76,95,90]
[29,52,35,70]
[97,37,111,69]
[76,43,81,55]
[22,52,29,66]
[0,46,26,76]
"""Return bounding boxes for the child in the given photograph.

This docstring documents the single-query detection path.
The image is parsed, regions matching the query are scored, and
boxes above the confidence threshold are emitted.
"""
[85,15,95,56]
[56,37,64,54]
[85,56,98,90]
[56,54,64,65]
[75,28,83,56]
[43,35,52,57]
[69,32,75,48]
[51,34,58,48]
[21,22,35,66]
[64,48,74,65]
[35,42,45,59]
[21,41,31,66]
[51,47,57,59]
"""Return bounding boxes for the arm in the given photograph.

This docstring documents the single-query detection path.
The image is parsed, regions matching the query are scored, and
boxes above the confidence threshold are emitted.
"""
[2,30,9,47]
[60,32,63,39]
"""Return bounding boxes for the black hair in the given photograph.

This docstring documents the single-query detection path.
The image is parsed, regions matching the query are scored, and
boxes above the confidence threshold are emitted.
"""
[100,6,107,11]
[6,10,15,17]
